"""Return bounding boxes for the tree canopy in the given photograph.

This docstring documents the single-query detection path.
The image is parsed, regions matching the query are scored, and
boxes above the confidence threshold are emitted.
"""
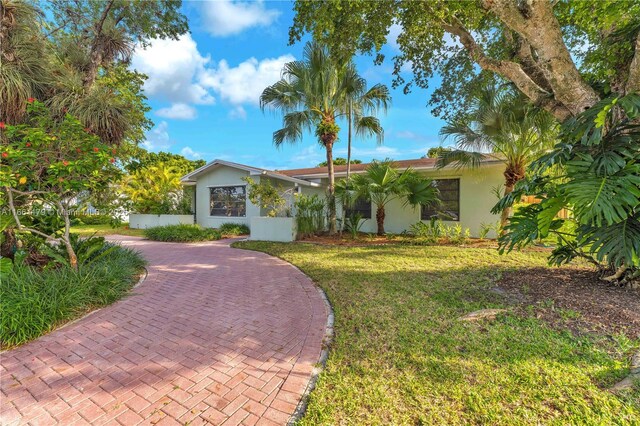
[291,0,640,121]
[317,157,362,167]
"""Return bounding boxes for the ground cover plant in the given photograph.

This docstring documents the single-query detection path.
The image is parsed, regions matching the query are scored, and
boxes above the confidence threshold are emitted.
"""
[234,241,640,425]
[0,242,145,348]
[143,224,221,242]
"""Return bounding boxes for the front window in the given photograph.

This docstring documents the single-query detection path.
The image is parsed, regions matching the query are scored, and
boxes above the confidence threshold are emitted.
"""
[421,179,460,221]
[210,186,246,217]
[345,198,372,219]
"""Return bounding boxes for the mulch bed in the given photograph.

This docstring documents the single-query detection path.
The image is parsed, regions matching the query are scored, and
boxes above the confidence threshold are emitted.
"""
[497,267,640,339]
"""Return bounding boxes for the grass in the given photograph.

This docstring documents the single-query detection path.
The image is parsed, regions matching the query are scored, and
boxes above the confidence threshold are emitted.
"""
[234,242,640,425]
[70,223,145,237]
[143,224,221,242]
[1,244,146,348]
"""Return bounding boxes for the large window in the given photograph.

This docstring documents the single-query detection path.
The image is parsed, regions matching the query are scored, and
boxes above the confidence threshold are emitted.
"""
[210,186,246,217]
[345,198,372,219]
[421,179,460,221]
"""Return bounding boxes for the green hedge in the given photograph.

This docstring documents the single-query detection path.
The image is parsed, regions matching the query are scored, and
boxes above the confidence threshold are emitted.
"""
[1,244,146,347]
[71,214,114,225]
[218,222,250,236]
[143,224,222,242]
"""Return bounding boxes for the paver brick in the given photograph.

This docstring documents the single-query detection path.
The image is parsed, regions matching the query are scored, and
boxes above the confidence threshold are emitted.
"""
[0,237,327,425]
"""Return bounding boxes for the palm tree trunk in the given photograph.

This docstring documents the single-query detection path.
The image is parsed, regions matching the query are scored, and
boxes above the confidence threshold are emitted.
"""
[326,140,337,234]
[376,206,385,235]
[500,183,515,229]
[341,101,353,235]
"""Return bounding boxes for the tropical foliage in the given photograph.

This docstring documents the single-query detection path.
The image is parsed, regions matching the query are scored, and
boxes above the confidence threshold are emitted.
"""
[494,93,640,284]
[337,159,439,235]
[294,194,326,238]
[1,101,120,269]
[260,41,390,233]
[1,241,145,347]
[243,177,290,217]
[122,162,191,215]
[438,86,557,226]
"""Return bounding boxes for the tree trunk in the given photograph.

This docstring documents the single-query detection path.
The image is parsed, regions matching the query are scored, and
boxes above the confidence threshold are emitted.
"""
[500,183,515,229]
[341,102,353,234]
[59,202,78,270]
[325,140,337,234]
[501,164,525,229]
[82,0,115,89]
[481,0,600,116]
[376,206,385,235]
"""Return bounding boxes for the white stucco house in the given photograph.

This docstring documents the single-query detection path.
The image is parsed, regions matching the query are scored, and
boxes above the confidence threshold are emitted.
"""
[178,157,506,240]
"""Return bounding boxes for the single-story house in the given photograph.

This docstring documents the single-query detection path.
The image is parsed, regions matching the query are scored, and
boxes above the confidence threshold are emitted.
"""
[179,157,505,239]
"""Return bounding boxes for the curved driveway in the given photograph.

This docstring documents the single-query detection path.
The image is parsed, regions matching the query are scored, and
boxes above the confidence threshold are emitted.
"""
[1,236,328,425]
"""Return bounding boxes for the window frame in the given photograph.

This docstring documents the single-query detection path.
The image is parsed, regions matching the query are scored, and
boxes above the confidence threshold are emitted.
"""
[421,178,460,222]
[345,198,372,219]
[208,185,247,218]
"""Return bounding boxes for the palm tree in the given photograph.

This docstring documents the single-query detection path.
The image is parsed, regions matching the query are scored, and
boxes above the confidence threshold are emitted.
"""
[437,86,557,227]
[339,159,439,235]
[341,72,390,231]
[260,41,389,234]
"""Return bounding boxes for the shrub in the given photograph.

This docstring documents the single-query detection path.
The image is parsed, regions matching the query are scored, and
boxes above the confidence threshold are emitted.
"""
[408,219,470,245]
[295,194,326,238]
[218,223,250,236]
[143,224,221,242]
[1,245,145,347]
[71,214,113,225]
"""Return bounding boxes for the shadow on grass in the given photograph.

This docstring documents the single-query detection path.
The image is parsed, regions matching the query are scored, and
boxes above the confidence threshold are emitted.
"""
[232,241,640,424]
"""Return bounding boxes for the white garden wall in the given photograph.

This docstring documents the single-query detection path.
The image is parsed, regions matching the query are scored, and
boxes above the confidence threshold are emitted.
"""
[249,217,297,242]
[129,214,194,229]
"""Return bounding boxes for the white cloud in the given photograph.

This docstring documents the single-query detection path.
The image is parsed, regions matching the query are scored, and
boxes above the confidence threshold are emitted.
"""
[156,103,197,120]
[132,34,215,106]
[201,55,294,105]
[142,121,172,152]
[228,105,247,120]
[200,0,280,37]
[180,146,202,160]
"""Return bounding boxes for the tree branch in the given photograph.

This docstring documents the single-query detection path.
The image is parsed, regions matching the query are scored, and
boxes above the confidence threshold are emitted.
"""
[481,0,600,116]
[442,17,571,121]
[4,188,54,241]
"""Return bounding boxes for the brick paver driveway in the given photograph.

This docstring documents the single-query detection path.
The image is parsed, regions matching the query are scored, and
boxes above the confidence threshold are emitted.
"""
[1,236,329,425]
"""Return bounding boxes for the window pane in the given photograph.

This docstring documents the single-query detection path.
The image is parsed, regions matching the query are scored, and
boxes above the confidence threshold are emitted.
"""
[210,186,246,217]
[421,179,460,221]
[345,198,371,219]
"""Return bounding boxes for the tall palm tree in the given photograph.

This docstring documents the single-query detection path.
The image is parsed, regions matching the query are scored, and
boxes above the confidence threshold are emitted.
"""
[339,159,439,235]
[437,86,557,227]
[342,73,391,231]
[260,41,389,234]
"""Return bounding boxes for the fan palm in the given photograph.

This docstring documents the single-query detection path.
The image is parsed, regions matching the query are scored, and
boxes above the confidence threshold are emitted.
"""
[260,41,389,234]
[438,86,557,227]
[0,0,51,124]
[338,159,439,235]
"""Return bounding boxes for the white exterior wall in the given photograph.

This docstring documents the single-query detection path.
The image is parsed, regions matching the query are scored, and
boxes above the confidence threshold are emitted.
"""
[129,214,194,229]
[300,163,504,238]
[190,162,504,238]
[249,217,297,242]
[194,165,260,229]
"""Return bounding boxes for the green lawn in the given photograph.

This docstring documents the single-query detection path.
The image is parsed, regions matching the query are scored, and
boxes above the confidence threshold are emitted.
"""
[234,242,640,425]
[70,223,145,237]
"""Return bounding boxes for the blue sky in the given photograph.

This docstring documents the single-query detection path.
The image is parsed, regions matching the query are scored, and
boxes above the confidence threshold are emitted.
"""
[131,1,447,170]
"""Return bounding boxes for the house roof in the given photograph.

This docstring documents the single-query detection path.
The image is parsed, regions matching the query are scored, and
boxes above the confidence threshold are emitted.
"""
[278,156,502,179]
[180,159,321,187]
